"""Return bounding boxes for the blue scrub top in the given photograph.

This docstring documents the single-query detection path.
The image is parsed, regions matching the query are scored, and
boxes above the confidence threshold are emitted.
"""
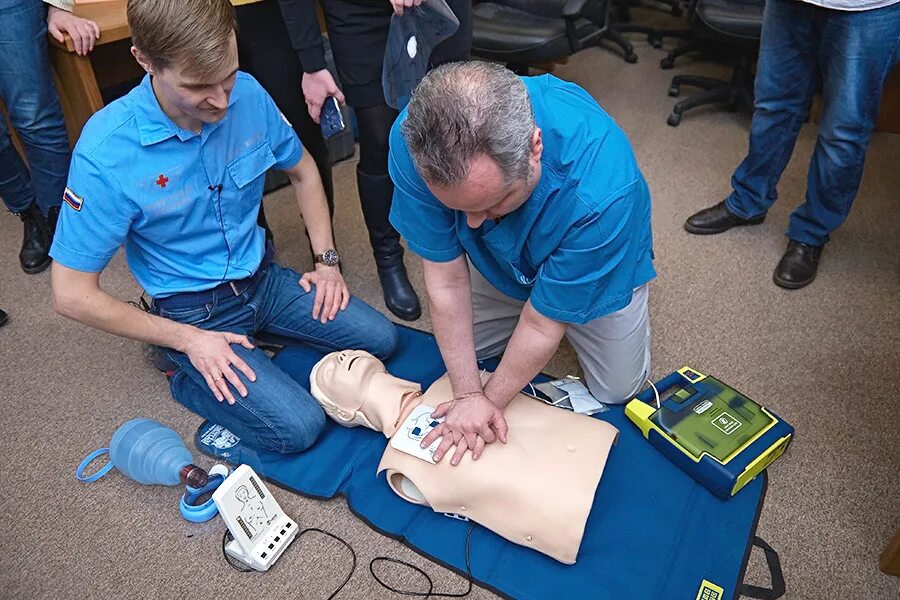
[389,74,656,325]
[50,72,302,298]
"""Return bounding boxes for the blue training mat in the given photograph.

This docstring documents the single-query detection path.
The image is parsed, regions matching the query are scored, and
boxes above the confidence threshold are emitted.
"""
[196,326,780,600]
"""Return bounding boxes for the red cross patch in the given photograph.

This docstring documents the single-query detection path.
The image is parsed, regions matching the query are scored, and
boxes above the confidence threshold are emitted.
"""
[156,174,169,188]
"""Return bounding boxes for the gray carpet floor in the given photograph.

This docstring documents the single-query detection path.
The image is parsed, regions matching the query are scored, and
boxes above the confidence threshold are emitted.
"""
[1,20,899,600]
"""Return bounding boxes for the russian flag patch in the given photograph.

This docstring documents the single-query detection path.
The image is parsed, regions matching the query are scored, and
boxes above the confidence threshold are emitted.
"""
[63,187,83,211]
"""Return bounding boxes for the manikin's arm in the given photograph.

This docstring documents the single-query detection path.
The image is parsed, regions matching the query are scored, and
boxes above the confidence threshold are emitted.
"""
[483,301,568,410]
[284,150,349,323]
[51,264,255,403]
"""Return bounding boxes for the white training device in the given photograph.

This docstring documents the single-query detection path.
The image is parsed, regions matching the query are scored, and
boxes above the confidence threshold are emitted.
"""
[212,464,297,571]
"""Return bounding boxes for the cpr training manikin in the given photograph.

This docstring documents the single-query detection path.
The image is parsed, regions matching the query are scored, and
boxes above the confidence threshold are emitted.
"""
[309,350,619,564]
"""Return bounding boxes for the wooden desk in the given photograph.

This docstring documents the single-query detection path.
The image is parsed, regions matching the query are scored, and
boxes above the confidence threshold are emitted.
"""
[48,0,142,146]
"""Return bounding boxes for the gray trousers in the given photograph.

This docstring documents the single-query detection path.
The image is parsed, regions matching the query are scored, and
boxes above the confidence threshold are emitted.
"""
[470,266,651,405]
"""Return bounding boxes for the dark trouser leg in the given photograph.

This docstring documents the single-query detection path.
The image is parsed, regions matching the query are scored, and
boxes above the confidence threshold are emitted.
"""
[773,2,900,290]
[355,103,422,321]
[787,2,900,247]
[235,0,334,251]
[725,0,820,220]
[0,0,66,272]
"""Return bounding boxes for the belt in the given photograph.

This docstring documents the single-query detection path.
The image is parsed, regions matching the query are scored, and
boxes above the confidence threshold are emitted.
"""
[153,246,274,312]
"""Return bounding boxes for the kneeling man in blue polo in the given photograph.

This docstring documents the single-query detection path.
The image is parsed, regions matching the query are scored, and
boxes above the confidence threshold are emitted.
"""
[49,0,397,453]
[389,62,655,465]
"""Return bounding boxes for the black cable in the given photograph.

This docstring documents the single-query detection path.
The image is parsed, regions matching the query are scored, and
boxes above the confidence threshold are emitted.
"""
[220,526,356,600]
[221,529,254,573]
[369,521,475,599]
[297,528,357,600]
[219,520,474,600]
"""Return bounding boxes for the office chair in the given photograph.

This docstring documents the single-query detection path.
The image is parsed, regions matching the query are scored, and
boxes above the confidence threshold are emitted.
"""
[664,0,764,126]
[613,0,692,49]
[471,0,639,71]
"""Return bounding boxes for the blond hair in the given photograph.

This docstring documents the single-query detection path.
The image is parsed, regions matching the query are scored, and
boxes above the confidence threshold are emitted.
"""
[127,0,237,77]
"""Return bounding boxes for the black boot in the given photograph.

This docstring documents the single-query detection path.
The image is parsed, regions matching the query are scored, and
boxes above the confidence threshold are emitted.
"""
[19,203,52,274]
[0,308,7,328]
[357,168,421,321]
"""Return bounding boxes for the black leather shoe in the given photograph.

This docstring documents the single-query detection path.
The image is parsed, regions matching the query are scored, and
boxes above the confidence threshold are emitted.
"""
[19,204,52,274]
[684,201,765,235]
[0,308,7,328]
[357,168,422,321]
[773,241,823,290]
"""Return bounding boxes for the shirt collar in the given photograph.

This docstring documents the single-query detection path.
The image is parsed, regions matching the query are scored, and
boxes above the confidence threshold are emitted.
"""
[132,73,239,146]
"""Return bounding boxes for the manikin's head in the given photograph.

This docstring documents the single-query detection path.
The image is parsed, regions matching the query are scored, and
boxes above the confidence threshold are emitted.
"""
[128,0,239,133]
[401,61,544,229]
[309,351,423,437]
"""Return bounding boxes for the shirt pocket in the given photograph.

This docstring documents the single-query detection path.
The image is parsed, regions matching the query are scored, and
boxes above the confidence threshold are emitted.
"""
[227,141,277,190]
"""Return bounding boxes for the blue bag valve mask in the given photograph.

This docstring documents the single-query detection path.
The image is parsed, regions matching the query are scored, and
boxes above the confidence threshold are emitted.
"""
[382,0,459,110]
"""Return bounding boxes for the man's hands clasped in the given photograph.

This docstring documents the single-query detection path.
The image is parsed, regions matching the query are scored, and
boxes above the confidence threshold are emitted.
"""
[420,391,509,466]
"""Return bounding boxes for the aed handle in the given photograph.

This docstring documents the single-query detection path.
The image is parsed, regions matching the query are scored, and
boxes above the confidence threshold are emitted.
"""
[634,371,685,405]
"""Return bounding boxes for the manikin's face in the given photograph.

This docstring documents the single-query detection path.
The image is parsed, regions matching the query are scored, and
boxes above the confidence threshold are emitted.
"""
[131,33,239,132]
[425,129,544,229]
[311,350,422,435]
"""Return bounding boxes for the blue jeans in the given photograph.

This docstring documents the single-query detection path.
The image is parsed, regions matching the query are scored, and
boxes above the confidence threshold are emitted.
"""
[725,0,900,247]
[0,0,70,215]
[153,262,399,453]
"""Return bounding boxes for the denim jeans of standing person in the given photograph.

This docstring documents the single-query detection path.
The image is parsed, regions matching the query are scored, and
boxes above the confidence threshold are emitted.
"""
[0,0,70,215]
[153,261,399,454]
[725,0,900,247]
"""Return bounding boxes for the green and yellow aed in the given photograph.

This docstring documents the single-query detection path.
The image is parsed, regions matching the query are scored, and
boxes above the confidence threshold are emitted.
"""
[625,367,793,499]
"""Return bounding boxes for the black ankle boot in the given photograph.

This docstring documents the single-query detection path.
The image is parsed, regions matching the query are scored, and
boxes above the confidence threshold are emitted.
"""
[19,204,52,274]
[357,168,422,321]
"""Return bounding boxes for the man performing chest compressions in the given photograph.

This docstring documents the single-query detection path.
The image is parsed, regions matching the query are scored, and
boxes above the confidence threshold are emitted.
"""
[309,350,619,564]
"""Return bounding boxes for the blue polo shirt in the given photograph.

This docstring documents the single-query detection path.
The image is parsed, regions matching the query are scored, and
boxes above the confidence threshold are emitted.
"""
[389,74,656,325]
[50,72,302,298]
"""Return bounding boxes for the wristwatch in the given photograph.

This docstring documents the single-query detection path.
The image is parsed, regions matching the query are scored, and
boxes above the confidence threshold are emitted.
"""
[314,248,340,267]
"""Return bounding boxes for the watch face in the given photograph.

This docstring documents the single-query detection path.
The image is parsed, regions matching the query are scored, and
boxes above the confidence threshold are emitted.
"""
[321,249,340,266]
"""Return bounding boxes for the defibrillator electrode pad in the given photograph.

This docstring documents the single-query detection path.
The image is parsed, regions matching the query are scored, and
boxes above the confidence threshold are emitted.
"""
[390,405,444,463]
[382,0,459,110]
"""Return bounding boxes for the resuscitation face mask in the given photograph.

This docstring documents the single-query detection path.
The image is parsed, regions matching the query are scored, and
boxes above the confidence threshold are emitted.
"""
[382,0,459,110]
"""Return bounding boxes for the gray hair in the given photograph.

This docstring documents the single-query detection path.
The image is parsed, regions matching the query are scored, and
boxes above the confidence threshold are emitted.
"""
[401,61,535,187]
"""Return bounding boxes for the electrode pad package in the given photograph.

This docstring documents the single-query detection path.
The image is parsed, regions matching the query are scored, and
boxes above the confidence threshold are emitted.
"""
[382,0,459,110]
[530,377,608,415]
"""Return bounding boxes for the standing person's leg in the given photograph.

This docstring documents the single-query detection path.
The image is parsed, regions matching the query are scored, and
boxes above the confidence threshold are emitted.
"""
[321,0,421,320]
[234,0,335,250]
[355,102,422,321]
[565,284,651,405]
[685,0,820,233]
[469,262,525,360]
[0,0,67,273]
[775,2,900,289]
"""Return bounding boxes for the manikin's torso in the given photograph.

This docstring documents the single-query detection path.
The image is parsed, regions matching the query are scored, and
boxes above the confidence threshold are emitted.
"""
[377,372,618,564]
